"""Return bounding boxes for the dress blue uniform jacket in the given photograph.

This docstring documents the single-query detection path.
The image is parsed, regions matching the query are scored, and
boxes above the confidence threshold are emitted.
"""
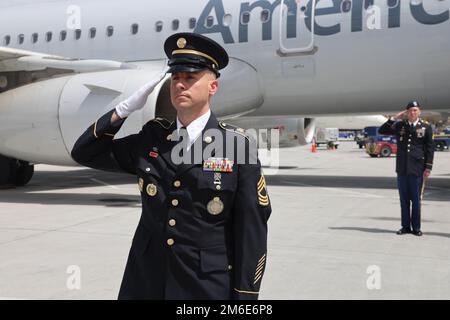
[379,119,434,176]
[71,109,272,300]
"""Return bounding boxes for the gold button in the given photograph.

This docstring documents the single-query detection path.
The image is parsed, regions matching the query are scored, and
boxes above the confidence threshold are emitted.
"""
[167,238,175,246]
[172,199,179,207]
[228,265,233,270]
[216,185,221,190]
[174,180,181,188]
[169,219,176,227]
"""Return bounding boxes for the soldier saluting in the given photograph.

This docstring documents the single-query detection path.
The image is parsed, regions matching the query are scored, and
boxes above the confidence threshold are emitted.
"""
[71,33,272,299]
[379,101,434,237]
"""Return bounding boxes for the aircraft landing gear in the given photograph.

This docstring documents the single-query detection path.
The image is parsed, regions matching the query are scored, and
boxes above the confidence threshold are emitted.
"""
[0,155,34,188]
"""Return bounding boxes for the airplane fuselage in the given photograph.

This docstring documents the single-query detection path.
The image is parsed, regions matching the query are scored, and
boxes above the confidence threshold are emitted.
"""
[1,0,450,116]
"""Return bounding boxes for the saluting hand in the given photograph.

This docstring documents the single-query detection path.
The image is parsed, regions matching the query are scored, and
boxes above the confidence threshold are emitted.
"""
[115,67,169,119]
[393,110,407,120]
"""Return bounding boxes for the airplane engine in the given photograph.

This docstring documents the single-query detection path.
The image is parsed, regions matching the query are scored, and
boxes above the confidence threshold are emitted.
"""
[0,59,263,186]
[227,117,316,148]
[0,65,166,166]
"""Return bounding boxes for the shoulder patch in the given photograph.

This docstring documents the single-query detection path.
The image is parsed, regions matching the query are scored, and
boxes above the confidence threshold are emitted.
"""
[147,117,173,129]
[219,121,249,140]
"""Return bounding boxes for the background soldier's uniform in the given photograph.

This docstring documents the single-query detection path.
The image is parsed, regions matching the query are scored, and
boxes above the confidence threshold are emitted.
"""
[71,109,272,299]
[379,118,434,232]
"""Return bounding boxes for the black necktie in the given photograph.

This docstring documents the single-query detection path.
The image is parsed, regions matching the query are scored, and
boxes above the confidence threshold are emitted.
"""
[179,126,188,143]
[179,126,188,159]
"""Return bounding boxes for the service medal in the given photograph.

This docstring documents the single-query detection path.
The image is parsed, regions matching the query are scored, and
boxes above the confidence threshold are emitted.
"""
[207,197,224,215]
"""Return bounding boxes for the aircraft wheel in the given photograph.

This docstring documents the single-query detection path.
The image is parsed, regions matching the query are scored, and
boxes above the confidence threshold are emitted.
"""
[0,155,12,186]
[10,160,34,186]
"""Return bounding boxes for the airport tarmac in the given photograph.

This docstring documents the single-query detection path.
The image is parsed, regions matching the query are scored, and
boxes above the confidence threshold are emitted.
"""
[0,141,449,300]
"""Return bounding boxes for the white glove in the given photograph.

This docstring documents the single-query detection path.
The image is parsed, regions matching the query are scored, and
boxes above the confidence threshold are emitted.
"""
[115,68,168,119]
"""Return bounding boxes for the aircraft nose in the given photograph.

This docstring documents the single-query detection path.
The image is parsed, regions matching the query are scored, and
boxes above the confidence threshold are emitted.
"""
[0,76,73,165]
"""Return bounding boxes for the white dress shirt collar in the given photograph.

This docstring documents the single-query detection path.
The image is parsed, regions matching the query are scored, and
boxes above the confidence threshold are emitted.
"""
[176,109,211,150]
[409,119,419,127]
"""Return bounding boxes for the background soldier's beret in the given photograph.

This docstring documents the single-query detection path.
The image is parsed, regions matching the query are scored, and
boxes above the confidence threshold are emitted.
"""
[406,100,421,110]
[164,32,229,78]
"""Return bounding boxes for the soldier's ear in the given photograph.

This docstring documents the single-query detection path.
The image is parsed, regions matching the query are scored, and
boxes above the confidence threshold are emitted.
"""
[209,78,219,97]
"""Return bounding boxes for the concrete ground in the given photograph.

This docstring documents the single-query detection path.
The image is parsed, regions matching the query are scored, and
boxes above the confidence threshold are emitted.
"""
[0,141,449,299]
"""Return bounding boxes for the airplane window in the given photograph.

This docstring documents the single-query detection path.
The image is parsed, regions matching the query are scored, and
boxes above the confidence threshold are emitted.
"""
[341,0,352,13]
[60,30,67,41]
[18,34,24,45]
[206,16,214,28]
[131,23,139,35]
[46,32,52,42]
[90,27,96,39]
[156,21,163,32]
[172,19,179,31]
[32,33,38,43]
[364,0,374,9]
[75,29,82,40]
[107,26,114,37]
[261,10,270,23]
[388,0,399,7]
[189,18,196,29]
[4,35,11,46]
[241,12,250,25]
[223,14,232,27]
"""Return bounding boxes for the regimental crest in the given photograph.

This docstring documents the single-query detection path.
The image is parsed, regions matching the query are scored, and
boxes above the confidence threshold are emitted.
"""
[146,184,157,197]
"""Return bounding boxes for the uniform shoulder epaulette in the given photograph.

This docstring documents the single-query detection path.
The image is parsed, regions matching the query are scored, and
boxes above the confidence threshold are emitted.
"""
[219,121,249,141]
[147,117,173,129]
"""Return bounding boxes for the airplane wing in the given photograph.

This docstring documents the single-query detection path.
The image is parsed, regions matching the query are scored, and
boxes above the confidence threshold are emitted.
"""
[0,46,134,79]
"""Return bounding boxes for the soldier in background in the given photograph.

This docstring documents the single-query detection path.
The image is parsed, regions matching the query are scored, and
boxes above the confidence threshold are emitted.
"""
[379,101,434,236]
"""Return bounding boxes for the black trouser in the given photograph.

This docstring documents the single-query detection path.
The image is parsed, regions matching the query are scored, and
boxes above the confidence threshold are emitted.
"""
[397,175,424,231]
